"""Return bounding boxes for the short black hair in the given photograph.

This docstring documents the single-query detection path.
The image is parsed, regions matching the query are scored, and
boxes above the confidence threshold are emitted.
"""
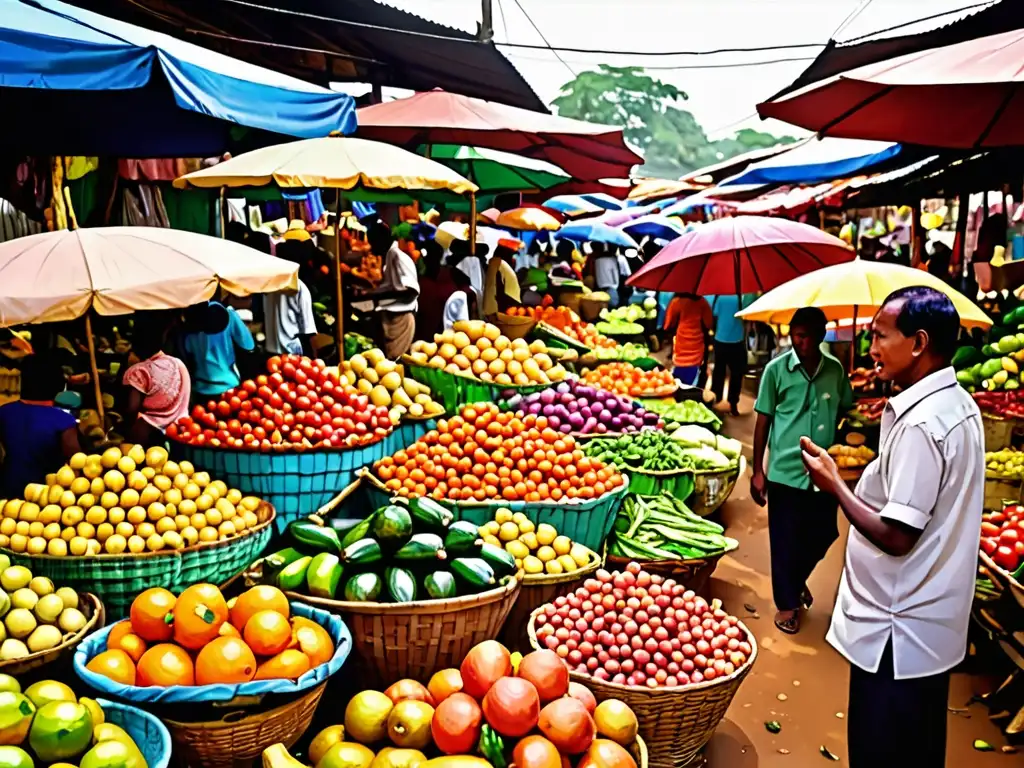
[790,306,828,338]
[20,355,65,401]
[452,268,472,288]
[882,286,960,361]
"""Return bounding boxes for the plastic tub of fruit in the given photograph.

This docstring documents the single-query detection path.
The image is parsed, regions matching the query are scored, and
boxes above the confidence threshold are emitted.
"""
[100,698,173,768]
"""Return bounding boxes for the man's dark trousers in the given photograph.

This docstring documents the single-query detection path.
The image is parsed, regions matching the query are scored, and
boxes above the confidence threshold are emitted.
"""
[767,481,839,611]
[711,340,747,406]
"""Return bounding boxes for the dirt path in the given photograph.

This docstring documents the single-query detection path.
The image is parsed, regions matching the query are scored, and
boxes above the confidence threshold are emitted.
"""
[702,397,1013,767]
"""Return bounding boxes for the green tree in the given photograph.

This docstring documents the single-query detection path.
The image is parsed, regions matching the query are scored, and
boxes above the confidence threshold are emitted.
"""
[552,67,796,177]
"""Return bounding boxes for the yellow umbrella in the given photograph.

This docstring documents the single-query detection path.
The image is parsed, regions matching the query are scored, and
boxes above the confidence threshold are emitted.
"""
[737,259,992,329]
[495,207,561,232]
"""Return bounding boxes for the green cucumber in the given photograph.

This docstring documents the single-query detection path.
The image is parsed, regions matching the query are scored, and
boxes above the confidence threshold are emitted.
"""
[275,555,313,591]
[408,496,453,529]
[306,553,343,599]
[423,570,457,599]
[385,567,418,602]
[340,537,382,565]
[339,515,374,548]
[477,542,516,575]
[328,517,367,536]
[394,533,446,562]
[343,572,383,602]
[451,557,496,589]
[444,521,480,555]
[261,547,306,583]
[371,504,413,543]
[288,520,341,554]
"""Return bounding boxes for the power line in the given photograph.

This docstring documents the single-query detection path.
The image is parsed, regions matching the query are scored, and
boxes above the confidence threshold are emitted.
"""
[496,0,509,44]
[831,0,875,39]
[506,51,817,72]
[842,0,997,42]
[510,0,575,78]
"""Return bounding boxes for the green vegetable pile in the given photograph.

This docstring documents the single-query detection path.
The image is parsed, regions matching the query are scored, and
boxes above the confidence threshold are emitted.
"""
[638,398,723,431]
[608,493,737,560]
[595,320,644,335]
[593,342,651,363]
[585,428,739,472]
[259,498,517,603]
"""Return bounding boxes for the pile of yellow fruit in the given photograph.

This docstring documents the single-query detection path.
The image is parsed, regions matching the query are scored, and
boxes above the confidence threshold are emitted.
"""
[0,560,88,660]
[408,320,567,386]
[0,444,263,557]
[827,444,876,469]
[338,349,445,422]
[985,448,1024,480]
[478,510,593,576]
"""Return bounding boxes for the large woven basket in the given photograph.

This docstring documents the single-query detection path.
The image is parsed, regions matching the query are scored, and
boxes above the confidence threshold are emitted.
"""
[4,505,275,620]
[496,312,537,340]
[528,609,756,768]
[163,683,326,768]
[171,440,391,533]
[0,593,103,678]
[100,698,172,768]
[605,539,738,598]
[499,546,601,652]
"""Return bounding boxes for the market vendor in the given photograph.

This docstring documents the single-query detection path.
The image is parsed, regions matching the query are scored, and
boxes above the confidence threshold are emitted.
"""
[0,356,80,497]
[448,239,485,302]
[122,316,192,446]
[750,306,852,635]
[443,268,477,330]
[662,292,713,387]
[799,287,982,768]
[482,240,522,320]
[181,301,255,399]
[591,242,625,307]
[367,222,419,359]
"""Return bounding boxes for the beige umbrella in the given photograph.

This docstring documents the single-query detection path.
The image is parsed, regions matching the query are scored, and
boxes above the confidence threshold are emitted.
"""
[0,226,299,417]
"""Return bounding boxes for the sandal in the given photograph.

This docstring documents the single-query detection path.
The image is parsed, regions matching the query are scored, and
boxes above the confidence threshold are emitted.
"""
[800,589,814,610]
[774,612,800,635]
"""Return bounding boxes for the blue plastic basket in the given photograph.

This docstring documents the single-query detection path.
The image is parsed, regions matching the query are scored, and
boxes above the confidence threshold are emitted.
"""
[171,440,392,532]
[74,602,351,704]
[98,698,172,768]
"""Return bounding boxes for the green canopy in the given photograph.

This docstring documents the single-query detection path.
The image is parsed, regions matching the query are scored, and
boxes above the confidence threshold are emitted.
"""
[419,144,569,194]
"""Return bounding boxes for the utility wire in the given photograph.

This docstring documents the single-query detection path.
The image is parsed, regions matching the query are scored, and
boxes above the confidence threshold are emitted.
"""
[842,0,997,42]
[510,0,575,78]
[506,51,818,71]
[496,0,509,44]
[831,0,875,40]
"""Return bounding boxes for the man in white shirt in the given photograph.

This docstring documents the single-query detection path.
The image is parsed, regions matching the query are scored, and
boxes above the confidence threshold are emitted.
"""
[799,286,983,768]
[591,242,622,307]
[367,223,419,359]
[263,280,317,358]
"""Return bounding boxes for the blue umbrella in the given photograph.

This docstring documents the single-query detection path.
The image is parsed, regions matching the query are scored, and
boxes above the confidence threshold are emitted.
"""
[1,0,357,156]
[620,214,688,242]
[580,192,625,211]
[543,195,603,217]
[557,219,640,250]
[720,138,903,187]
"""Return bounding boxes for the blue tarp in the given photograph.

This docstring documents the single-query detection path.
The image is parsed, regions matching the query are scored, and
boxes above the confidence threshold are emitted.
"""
[1,0,357,156]
[720,138,903,187]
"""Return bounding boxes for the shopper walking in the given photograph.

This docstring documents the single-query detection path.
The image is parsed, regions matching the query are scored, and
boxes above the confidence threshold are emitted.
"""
[662,292,713,387]
[709,294,754,415]
[799,287,982,768]
[750,307,852,634]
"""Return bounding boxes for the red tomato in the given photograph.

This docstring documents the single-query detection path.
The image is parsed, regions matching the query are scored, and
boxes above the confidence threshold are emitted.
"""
[994,545,1019,570]
[1000,528,1020,545]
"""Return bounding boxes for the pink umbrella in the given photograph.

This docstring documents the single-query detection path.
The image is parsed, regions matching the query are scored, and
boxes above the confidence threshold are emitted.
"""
[627,216,854,295]
[758,29,1024,148]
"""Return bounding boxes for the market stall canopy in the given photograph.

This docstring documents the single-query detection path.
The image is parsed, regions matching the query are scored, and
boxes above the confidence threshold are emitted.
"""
[356,90,643,182]
[420,145,568,194]
[628,177,702,204]
[0,0,356,156]
[580,193,625,211]
[619,214,688,242]
[720,138,904,186]
[758,29,1024,148]
[173,136,477,202]
[679,142,802,185]
[627,216,854,295]
[544,195,604,217]
[737,259,992,330]
[495,207,562,232]
[0,227,299,326]
[557,220,639,250]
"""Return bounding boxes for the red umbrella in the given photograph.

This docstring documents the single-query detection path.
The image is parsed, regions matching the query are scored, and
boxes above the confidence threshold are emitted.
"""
[357,90,642,181]
[627,216,854,295]
[758,29,1024,148]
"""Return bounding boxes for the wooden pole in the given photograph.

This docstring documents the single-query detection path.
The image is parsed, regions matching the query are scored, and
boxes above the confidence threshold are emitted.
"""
[84,313,104,423]
[335,188,345,352]
[469,192,478,255]
[219,186,226,238]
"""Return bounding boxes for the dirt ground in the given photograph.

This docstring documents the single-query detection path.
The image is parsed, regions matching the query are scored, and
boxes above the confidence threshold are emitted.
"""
[702,395,1017,767]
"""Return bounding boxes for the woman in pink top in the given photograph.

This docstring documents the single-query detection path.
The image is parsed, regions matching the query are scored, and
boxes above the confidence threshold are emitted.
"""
[123,316,191,446]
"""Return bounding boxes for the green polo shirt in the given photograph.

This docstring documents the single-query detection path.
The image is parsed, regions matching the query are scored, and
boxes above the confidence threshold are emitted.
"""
[755,349,853,490]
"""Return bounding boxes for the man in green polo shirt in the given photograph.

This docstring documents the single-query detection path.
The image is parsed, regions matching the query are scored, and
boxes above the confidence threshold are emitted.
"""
[751,307,853,635]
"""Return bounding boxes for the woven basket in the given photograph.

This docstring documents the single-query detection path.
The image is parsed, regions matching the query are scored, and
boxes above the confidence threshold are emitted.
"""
[4,505,275,620]
[605,539,738,598]
[496,313,537,340]
[0,593,103,678]
[499,546,601,652]
[162,683,326,768]
[289,575,521,687]
[578,296,609,323]
[361,471,629,552]
[100,698,172,768]
[528,609,756,768]
[171,440,391,533]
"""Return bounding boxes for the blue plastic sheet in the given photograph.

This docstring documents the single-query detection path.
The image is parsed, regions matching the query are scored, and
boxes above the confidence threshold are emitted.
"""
[100,699,172,768]
[74,603,352,704]
[720,138,903,187]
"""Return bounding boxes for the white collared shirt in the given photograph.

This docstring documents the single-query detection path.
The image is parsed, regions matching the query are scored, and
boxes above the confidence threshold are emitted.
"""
[827,367,984,679]
[378,243,419,314]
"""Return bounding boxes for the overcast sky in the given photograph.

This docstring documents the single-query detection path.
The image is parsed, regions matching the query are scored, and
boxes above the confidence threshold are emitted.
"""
[381,0,990,138]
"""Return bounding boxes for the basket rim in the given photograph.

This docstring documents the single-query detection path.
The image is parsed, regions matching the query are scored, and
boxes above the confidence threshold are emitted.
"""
[0,502,275,563]
[496,312,537,326]
[526,605,757,695]
[0,592,103,672]
[160,680,326,729]
[522,545,602,586]
[97,697,172,768]
[168,427,392,454]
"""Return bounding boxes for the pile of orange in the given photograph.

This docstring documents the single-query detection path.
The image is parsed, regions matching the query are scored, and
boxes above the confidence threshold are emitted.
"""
[374,403,625,503]
[504,306,617,350]
[581,363,676,397]
[85,584,334,687]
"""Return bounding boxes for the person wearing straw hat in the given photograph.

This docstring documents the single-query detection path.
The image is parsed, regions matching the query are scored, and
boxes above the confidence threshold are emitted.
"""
[799,287,983,768]
[281,219,311,243]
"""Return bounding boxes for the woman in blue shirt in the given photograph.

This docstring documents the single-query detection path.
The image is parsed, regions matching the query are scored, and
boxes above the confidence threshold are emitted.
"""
[181,301,255,399]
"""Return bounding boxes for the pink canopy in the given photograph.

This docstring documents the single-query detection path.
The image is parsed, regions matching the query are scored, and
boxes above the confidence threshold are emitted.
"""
[627,216,854,295]
[758,29,1024,148]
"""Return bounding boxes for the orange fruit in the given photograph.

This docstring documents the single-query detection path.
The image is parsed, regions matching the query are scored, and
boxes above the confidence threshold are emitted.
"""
[229,585,290,630]
[289,617,334,668]
[137,643,195,687]
[109,632,148,664]
[173,583,228,650]
[243,610,292,656]
[107,620,135,650]
[130,588,176,642]
[195,637,257,685]
[86,649,137,686]
[254,649,310,681]
[219,622,241,638]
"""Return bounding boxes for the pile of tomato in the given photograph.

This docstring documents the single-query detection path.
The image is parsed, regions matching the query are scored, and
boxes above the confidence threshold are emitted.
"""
[169,355,393,451]
[981,503,1024,573]
[374,403,625,503]
[580,363,676,397]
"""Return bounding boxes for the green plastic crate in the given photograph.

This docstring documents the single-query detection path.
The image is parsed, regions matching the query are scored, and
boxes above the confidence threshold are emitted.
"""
[404,361,553,414]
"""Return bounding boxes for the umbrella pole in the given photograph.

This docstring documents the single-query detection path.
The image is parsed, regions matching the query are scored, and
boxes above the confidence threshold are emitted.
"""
[469,192,478,255]
[84,313,104,424]
[335,188,344,354]
[849,304,858,372]
[219,186,226,238]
